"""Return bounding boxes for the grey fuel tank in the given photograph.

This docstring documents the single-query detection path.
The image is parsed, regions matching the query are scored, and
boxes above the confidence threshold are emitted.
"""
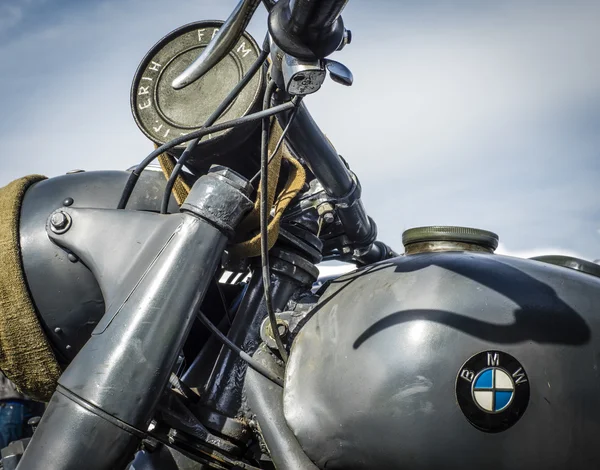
[284,227,600,470]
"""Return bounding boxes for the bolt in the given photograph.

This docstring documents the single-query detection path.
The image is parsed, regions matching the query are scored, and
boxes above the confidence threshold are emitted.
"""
[323,212,335,224]
[27,416,41,433]
[266,320,288,340]
[49,211,71,234]
[65,345,72,351]
[54,327,62,334]
[342,246,351,254]
[51,212,68,229]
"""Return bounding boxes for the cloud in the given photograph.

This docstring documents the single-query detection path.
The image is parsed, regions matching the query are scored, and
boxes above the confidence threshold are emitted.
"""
[0,0,47,33]
[0,0,598,261]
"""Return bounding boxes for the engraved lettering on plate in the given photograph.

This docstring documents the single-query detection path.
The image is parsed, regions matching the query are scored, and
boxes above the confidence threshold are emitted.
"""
[237,41,252,57]
[164,129,170,138]
[139,99,152,110]
[197,29,205,42]
[148,61,162,72]
[487,352,500,367]
[153,123,163,133]
[138,86,150,96]
[211,28,219,39]
[141,77,153,82]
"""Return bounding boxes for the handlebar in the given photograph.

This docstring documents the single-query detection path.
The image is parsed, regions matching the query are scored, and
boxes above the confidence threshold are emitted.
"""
[268,0,348,59]
[173,0,397,263]
[172,0,261,89]
[288,0,348,32]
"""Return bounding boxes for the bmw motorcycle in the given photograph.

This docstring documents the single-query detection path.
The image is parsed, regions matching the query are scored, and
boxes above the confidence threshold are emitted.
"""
[2,0,600,469]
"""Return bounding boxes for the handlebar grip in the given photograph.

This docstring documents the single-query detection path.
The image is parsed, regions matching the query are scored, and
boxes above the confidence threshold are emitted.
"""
[269,0,348,60]
[289,0,348,31]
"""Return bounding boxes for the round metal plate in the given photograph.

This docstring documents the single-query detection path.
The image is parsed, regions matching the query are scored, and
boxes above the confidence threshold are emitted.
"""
[131,21,263,156]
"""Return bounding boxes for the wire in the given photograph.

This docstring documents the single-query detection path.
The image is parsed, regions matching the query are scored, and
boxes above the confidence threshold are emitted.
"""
[159,48,271,214]
[118,48,269,210]
[196,310,284,387]
[260,79,289,363]
[249,104,301,186]
[117,98,296,209]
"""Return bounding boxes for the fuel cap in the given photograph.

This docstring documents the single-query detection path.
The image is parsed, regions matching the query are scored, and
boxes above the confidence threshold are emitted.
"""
[402,226,499,255]
[131,21,264,174]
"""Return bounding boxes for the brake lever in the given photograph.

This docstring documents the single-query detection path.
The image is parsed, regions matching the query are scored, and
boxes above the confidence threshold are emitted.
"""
[172,0,261,90]
[325,59,353,86]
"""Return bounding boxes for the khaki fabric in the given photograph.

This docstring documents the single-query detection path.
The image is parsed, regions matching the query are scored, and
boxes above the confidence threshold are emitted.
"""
[157,120,307,258]
[0,175,62,402]
[158,151,191,206]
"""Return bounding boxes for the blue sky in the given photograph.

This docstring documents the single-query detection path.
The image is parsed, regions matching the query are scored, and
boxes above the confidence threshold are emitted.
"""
[1,0,598,260]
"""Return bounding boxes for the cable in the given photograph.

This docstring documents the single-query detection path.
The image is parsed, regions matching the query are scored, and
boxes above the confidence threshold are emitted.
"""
[249,103,301,186]
[159,48,271,214]
[117,98,296,209]
[196,310,284,388]
[260,79,289,363]
[118,48,269,210]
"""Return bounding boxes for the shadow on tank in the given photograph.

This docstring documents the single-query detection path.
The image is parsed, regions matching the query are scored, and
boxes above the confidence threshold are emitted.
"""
[313,254,593,349]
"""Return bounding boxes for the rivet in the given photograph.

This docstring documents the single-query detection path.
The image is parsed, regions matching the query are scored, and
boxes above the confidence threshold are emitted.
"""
[54,327,62,334]
[63,197,74,207]
[67,253,79,263]
[66,345,72,351]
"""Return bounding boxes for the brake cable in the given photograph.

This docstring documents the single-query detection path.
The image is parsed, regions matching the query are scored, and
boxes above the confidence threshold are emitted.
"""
[260,79,289,363]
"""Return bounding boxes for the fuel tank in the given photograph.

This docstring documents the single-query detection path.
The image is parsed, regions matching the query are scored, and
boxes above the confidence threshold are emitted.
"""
[284,231,600,469]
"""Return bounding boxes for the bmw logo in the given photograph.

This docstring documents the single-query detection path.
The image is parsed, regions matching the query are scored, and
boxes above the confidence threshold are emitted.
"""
[456,351,530,432]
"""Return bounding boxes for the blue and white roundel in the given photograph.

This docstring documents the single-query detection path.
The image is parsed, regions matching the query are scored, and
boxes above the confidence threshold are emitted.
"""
[472,367,514,413]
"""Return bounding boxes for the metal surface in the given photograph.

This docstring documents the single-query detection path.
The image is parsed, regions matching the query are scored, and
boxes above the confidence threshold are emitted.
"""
[129,444,208,470]
[244,346,319,470]
[19,172,253,470]
[1,438,30,470]
[336,29,352,51]
[274,99,377,251]
[285,252,600,469]
[531,255,600,279]
[402,226,500,253]
[20,170,179,364]
[324,59,353,86]
[155,392,246,454]
[281,54,326,95]
[268,0,347,60]
[172,0,261,90]
[130,21,264,175]
[181,166,254,238]
[49,211,71,233]
[18,390,139,470]
[199,240,318,423]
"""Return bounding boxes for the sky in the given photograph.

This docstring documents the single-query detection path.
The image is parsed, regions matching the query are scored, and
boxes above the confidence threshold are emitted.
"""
[0,0,598,262]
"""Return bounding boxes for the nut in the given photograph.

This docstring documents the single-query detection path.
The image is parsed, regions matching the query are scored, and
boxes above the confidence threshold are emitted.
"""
[317,202,335,224]
[49,211,72,234]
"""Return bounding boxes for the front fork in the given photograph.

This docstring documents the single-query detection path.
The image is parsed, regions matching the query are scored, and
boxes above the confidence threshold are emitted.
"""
[17,167,253,470]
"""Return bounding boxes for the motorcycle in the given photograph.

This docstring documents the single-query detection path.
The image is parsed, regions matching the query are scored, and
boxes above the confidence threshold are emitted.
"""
[1,0,600,469]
